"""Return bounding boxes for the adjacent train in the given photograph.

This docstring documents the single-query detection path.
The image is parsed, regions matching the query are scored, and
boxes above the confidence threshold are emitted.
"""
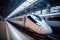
[8,14,52,35]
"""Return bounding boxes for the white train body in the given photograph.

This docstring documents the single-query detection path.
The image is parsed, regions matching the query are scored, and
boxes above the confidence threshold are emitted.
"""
[8,14,52,35]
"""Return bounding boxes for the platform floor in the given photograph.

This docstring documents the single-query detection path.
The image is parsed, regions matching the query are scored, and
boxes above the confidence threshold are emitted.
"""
[0,20,60,40]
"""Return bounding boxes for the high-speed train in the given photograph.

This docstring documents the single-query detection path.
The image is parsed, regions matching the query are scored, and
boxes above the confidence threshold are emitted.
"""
[7,14,52,35]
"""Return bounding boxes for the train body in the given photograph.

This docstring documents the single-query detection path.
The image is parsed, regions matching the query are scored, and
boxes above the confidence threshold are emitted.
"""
[8,14,52,35]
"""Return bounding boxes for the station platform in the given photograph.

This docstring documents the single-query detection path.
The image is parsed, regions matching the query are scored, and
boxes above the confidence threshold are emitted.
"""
[0,20,60,40]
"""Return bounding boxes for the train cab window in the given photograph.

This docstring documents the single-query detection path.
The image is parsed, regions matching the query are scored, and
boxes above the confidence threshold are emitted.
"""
[27,16,36,23]
[47,17,60,21]
[34,15,42,21]
[16,18,23,21]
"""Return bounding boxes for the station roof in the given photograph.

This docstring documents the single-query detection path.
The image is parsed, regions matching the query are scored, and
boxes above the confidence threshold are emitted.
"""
[0,0,60,18]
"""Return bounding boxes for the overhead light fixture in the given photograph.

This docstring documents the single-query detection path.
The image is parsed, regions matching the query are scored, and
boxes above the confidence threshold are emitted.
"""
[27,0,37,2]
[6,0,37,19]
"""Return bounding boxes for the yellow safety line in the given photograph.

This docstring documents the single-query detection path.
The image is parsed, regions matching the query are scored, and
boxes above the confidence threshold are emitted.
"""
[6,25,10,40]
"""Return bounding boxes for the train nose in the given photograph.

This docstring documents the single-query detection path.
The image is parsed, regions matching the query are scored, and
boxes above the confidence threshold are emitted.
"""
[40,27,52,35]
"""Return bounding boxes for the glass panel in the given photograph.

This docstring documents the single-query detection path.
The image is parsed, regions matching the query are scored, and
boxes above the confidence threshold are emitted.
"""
[27,16,36,23]
[51,6,60,13]
[22,1,31,7]
[42,9,47,14]
[27,0,37,2]
[34,15,42,21]
[34,11,41,15]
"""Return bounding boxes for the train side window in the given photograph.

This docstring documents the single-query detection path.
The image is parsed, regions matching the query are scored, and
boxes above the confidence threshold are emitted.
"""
[27,16,36,23]
[16,18,23,21]
[47,17,60,21]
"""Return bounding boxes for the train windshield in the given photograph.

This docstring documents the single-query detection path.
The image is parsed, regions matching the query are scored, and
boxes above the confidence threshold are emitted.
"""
[27,15,42,23]
[34,15,42,21]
